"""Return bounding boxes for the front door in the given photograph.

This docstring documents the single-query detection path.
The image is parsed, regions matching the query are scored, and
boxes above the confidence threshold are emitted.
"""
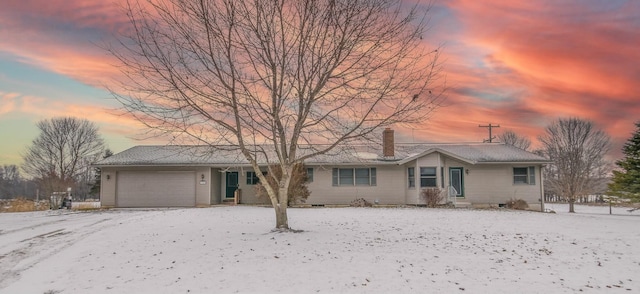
[225,172,239,198]
[449,168,464,197]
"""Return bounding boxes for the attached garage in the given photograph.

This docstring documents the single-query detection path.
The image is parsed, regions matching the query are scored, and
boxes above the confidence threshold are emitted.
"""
[116,171,196,207]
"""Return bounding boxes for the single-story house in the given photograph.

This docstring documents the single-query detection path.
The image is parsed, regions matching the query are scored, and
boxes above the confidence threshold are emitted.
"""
[95,129,550,210]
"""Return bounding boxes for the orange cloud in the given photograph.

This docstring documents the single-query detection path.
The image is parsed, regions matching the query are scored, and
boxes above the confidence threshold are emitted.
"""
[3,92,142,138]
[416,0,640,157]
[1,0,638,161]
[0,0,129,87]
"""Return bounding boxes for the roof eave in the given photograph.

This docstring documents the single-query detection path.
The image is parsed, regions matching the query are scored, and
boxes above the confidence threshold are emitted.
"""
[474,161,552,165]
[396,148,476,165]
[94,163,254,168]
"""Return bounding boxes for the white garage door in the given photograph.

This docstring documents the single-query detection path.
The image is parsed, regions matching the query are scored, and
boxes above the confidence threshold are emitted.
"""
[116,171,196,207]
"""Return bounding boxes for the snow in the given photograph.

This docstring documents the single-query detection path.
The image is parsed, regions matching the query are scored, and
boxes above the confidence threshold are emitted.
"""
[1,205,638,294]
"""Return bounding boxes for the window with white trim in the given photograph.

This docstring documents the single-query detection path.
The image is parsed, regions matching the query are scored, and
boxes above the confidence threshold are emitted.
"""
[246,171,266,185]
[332,168,376,186]
[408,167,415,188]
[513,167,535,185]
[420,167,437,187]
[306,168,314,183]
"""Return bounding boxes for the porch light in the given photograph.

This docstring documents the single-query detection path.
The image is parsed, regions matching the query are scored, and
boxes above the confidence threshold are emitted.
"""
[465,169,469,175]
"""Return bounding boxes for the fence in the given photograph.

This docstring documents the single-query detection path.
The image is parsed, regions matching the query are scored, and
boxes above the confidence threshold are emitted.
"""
[544,193,605,203]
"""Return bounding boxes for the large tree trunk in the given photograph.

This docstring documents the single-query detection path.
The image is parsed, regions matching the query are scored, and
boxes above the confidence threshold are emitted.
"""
[569,199,575,213]
[274,204,289,230]
[273,167,292,230]
[261,164,294,230]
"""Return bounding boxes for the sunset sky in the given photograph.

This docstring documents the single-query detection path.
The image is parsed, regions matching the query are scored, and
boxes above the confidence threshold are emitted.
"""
[1,0,638,168]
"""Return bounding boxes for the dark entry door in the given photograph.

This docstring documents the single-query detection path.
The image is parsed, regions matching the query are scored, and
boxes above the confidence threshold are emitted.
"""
[225,172,239,198]
[449,167,464,197]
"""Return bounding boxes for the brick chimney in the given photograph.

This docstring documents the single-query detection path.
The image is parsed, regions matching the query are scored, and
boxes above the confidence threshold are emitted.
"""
[383,128,395,158]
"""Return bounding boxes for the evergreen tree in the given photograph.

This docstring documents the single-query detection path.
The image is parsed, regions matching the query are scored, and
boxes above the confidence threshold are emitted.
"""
[608,122,640,202]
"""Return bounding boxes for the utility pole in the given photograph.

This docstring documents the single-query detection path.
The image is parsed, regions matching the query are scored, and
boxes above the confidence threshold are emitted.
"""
[479,123,500,143]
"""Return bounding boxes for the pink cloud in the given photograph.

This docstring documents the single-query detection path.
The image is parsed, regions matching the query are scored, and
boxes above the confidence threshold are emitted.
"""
[3,93,142,140]
[0,92,20,115]
[0,0,130,87]
[1,0,638,160]
[414,0,640,157]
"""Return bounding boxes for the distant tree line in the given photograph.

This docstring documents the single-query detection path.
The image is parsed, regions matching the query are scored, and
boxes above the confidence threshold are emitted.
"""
[0,165,37,199]
[499,118,640,212]
[1,117,110,201]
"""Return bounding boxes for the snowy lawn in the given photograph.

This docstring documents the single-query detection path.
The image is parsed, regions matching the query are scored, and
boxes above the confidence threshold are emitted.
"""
[1,204,638,294]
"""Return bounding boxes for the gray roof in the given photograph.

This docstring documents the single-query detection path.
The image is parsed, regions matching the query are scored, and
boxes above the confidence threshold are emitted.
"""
[95,145,247,166]
[95,143,549,167]
[396,144,549,164]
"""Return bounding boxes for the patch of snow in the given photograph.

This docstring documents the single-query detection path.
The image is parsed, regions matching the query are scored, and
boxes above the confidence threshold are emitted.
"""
[353,151,379,160]
[0,205,638,293]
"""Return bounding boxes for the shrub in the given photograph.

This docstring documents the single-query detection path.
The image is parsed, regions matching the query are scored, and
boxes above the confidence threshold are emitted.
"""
[505,198,529,210]
[255,163,310,205]
[0,198,49,213]
[420,188,444,207]
[350,198,372,207]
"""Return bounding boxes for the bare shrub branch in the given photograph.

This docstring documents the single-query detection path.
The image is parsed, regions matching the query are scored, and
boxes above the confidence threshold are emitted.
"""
[499,130,531,150]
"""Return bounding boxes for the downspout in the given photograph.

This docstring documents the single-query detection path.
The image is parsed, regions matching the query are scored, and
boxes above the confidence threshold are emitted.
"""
[437,153,442,188]
[540,164,545,212]
[415,160,420,204]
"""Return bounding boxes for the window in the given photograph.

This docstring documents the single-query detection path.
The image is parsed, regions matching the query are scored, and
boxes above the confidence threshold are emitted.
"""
[306,168,314,183]
[332,168,376,186]
[420,167,437,187]
[513,167,535,185]
[408,167,415,188]
[355,168,372,185]
[246,171,266,185]
[338,168,354,185]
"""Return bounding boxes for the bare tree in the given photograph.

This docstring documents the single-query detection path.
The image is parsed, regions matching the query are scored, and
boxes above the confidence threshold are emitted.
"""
[22,117,105,198]
[0,165,21,199]
[0,165,38,199]
[538,118,610,213]
[109,0,444,230]
[499,130,531,150]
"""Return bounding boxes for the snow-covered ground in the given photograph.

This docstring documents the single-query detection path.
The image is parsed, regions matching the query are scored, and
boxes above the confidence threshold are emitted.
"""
[0,204,638,294]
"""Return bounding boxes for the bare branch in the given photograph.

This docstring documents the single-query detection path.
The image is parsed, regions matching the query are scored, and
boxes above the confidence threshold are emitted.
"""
[108,0,445,229]
[22,117,105,197]
[499,130,531,150]
[538,118,611,212]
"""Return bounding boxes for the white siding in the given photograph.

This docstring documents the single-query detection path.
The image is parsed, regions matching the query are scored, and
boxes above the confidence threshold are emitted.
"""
[98,153,544,210]
[210,168,222,204]
[406,153,447,204]
[306,165,405,205]
[464,164,542,207]
[100,167,117,207]
[401,154,543,209]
